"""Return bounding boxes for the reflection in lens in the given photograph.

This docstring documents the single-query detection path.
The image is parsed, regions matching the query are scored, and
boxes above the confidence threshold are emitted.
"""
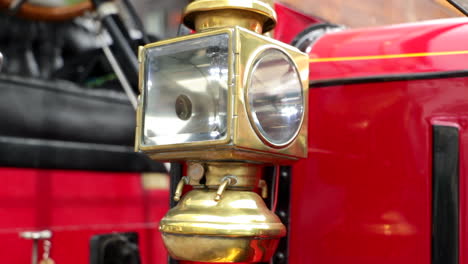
[248,49,303,146]
[175,94,192,121]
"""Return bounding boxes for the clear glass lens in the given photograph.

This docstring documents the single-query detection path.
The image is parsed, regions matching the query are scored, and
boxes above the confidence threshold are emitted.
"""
[248,49,303,146]
[142,34,229,146]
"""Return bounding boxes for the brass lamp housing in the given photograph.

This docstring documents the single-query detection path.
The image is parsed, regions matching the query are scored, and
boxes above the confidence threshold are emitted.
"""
[160,189,286,262]
[159,162,287,262]
[135,26,309,164]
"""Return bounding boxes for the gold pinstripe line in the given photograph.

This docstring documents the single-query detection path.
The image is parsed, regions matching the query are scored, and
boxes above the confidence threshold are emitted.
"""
[309,50,468,63]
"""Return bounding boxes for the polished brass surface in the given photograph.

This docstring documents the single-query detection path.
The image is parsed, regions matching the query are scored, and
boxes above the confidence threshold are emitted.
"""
[162,234,280,262]
[193,9,264,33]
[173,162,263,202]
[160,189,286,262]
[214,175,237,201]
[174,176,189,202]
[203,162,262,188]
[135,26,309,164]
[145,148,304,164]
[258,179,268,199]
[160,190,286,238]
[139,1,303,262]
[183,0,277,33]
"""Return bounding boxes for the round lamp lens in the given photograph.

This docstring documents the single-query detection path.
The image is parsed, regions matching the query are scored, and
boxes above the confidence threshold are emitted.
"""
[248,49,304,146]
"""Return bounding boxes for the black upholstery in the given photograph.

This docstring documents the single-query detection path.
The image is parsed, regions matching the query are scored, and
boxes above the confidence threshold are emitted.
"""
[0,74,164,172]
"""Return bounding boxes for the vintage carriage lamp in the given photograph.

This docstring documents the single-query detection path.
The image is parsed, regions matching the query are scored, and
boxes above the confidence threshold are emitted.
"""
[135,0,309,262]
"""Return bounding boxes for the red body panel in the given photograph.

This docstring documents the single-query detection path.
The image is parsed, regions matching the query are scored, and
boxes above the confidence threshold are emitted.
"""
[0,168,168,263]
[309,18,468,80]
[292,80,434,264]
[273,2,321,44]
[289,17,468,264]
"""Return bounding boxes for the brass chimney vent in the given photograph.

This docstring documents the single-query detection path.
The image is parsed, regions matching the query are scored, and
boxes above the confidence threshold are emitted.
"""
[183,0,277,33]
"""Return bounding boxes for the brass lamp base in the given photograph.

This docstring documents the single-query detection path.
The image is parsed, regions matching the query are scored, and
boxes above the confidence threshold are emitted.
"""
[160,189,286,263]
[162,234,280,263]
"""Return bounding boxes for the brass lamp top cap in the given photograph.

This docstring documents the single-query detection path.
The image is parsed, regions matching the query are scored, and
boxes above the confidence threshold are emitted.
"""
[183,0,277,33]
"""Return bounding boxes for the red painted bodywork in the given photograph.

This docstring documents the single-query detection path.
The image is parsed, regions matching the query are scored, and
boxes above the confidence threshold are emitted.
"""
[2,3,468,264]
[0,168,168,264]
[308,18,468,80]
[273,2,321,44]
[291,18,468,264]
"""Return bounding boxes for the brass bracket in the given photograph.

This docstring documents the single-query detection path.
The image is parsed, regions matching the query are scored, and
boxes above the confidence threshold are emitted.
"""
[214,175,238,201]
[173,176,189,202]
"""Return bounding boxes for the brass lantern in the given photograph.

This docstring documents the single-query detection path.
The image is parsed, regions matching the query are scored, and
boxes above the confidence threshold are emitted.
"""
[135,0,309,262]
[135,27,308,163]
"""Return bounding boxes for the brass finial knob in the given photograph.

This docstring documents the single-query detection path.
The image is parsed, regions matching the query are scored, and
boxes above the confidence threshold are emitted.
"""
[183,0,277,34]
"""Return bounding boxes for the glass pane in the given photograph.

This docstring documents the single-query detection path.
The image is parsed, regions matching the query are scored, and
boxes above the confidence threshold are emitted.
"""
[248,49,303,146]
[143,34,230,146]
